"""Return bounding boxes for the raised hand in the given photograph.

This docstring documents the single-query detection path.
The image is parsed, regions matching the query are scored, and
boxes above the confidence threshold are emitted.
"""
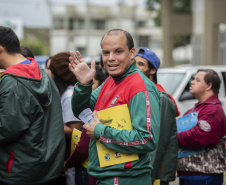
[69,51,96,85]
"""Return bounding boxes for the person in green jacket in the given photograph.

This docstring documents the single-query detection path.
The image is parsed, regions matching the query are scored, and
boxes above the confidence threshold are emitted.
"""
[135,48,180,185]
[0,26,65,185]
[68,29,160,185]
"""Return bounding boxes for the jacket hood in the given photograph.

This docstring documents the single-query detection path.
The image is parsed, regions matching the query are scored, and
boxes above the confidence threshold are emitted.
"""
[3,57,42,79]
[2,58,54,106]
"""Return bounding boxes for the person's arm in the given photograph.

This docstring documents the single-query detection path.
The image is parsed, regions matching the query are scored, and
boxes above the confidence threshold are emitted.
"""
[61,94,82,139]
[62,89,87,168]
[71,80,103,118]
[64,121,82,140]
[0,83,30,144]
[67,121,82,130]
[178,110,223,149]
[84,90,160,154]
[65,128,90,168]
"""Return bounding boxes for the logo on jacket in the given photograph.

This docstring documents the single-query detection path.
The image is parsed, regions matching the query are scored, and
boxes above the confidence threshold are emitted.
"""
[198,120,211,132]
[105,153,111,161]
[75,135,79,141]
[109,95,119,108]
[115,152,121,158]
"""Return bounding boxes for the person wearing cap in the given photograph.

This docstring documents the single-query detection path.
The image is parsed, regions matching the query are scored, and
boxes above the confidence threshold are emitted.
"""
[135,48,180,185]
[47,51,83,185]
[68,29,160,185]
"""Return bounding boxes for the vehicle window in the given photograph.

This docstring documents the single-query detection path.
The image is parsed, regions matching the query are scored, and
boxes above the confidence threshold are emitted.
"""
[221,72,226,96]
[179,75,195,101]
[157,73,185,95]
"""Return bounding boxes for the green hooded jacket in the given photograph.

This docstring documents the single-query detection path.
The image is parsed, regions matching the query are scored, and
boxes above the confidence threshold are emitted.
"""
[150,84,179,182]
[0,58,65,185]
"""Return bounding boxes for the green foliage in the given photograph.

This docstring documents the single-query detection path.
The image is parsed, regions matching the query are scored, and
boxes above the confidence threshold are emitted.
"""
[146,0,191,26]
[173,0,191,13]
[146,0,161,27]
[146,0,160,11]
[20,40,49,56]
[174,35,190,48]
[154,8,161,27]
[146,0,191,47]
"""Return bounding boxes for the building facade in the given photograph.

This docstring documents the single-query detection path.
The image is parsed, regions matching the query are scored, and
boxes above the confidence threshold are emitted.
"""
[192,0,226,65]
[50,2,162,62]
[162,0,226,66]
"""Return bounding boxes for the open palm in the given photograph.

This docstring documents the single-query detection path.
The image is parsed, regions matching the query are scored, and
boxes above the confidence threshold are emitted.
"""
[69,51,96,85]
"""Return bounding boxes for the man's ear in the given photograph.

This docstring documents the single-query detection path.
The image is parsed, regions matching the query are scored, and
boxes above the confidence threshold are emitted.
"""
[130,48,136,60]
[0,46,4,54]
[206,83,212,91]
[150,68,156,76]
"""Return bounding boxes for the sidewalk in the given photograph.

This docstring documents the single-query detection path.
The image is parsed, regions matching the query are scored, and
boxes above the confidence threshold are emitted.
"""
[169,173,226,185]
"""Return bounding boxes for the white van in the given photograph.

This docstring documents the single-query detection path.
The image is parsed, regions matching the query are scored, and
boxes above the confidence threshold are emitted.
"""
[157,65,226,116]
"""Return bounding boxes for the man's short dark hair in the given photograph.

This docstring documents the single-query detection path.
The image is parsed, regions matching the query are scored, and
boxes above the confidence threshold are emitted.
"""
[198,69,221,94]
[20,46,34,58]
[101,29,134,50]
[0,26,21,54]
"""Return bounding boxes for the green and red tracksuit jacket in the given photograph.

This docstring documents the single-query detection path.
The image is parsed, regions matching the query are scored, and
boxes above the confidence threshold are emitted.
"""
[71,61,160,179]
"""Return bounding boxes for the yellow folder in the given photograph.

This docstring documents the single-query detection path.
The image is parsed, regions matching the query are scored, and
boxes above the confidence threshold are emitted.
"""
[71,128,89,168]
[96,104,139,167]
[153,180,160,185]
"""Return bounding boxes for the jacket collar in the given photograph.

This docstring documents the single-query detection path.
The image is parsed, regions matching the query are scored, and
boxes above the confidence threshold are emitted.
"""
[3,57,42,80]
[195,94,221,107]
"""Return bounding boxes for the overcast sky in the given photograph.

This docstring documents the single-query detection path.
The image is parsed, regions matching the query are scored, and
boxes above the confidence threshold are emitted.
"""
[0,0,146,28]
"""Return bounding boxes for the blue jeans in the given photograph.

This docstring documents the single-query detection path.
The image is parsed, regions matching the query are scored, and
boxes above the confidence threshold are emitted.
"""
[179,174,223,185]
[75,165,89,185]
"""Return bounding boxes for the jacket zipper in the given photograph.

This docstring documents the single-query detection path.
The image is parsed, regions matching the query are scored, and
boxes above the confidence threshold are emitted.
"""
[99,82,117,110]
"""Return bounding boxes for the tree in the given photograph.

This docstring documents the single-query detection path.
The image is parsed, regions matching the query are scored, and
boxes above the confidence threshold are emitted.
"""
[147,0,191,26]
[146,0,161,26]
[20,40,49,56]
[146,0,191,48]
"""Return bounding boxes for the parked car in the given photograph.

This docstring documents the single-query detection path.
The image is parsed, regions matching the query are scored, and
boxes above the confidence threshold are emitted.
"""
[157,65,226,116]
